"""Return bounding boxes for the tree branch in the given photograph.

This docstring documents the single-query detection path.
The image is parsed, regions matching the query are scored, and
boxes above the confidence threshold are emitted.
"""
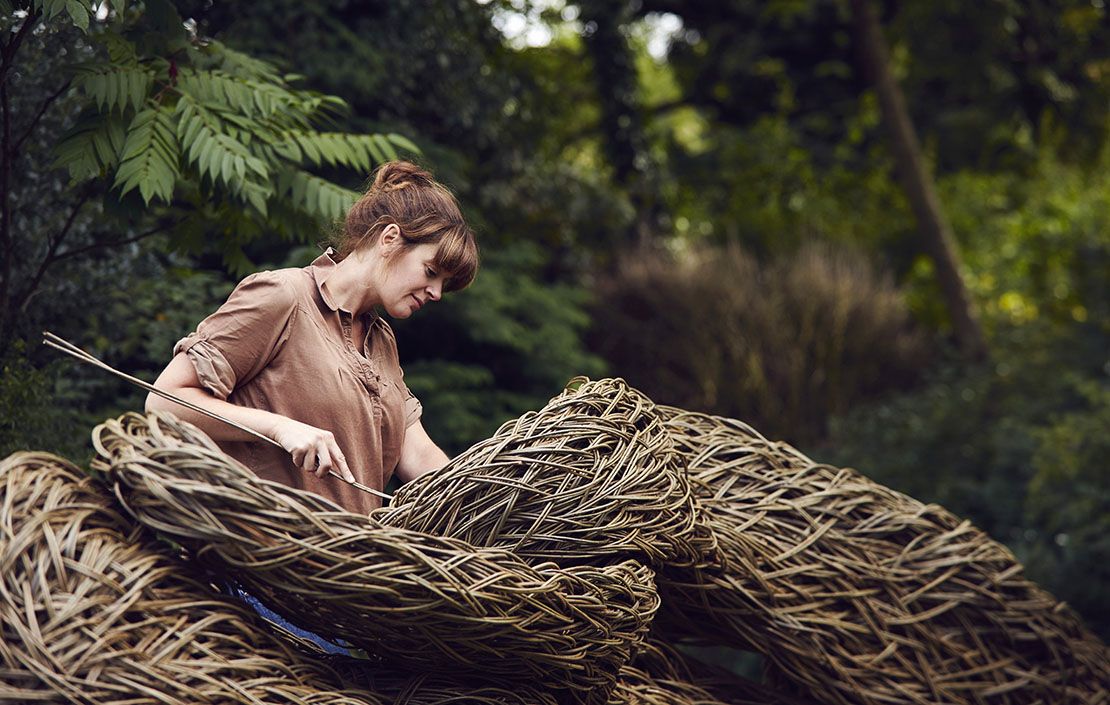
[51,222,171,264]
[14,223,172,317]
[0,12,38,86]
[14,79,72,153]
[0,11,39,348]
[0,73,12,342]
[12,185,95,315]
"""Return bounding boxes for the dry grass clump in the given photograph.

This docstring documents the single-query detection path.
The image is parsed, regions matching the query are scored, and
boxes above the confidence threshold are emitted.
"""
[591,242,928,443]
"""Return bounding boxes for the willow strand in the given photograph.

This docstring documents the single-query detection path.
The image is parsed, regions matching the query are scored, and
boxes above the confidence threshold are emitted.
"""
[0,452,386,705]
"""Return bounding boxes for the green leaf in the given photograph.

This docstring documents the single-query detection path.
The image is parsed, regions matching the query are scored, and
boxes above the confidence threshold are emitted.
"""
[33,0,69,20]
[209,40,282,82]
[143,0,185,39]
[387,133,422,155]
[65,0,88,31]
[113,104,180,205]
[176,94,268,191]
[281,169,358,221]
[73,63,153,114]
[52,112,128,180]
[372,134,398,161]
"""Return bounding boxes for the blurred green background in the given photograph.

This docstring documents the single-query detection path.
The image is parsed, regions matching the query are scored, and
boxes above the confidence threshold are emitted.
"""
[2,0,1107,641]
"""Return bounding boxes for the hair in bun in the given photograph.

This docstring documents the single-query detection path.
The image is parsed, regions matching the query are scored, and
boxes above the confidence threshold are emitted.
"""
[334,160,478,292]
[372,161,434,193]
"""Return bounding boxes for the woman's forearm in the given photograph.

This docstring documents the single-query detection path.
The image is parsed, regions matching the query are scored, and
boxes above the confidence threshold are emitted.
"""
[145,352,355,482]
[145,385,285,443]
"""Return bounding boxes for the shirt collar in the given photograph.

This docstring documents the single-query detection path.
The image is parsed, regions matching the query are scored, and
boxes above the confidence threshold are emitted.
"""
[309,248,341,311]
[309,248,379,322]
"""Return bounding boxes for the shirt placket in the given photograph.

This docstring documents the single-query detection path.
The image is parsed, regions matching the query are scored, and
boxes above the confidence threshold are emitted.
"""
[339,311,382,414]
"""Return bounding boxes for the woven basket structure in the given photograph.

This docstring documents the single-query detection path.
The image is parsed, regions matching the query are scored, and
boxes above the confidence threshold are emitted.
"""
[376,378,719,571]
[89,410,659,701]
[655,407,1110,705]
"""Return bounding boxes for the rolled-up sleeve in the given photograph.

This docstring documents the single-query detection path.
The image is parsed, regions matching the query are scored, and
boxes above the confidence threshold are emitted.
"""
[173,272,298,400]
[403,385,423,428]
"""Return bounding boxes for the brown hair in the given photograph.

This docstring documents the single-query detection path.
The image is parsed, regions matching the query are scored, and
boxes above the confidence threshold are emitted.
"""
[333,161,478,292]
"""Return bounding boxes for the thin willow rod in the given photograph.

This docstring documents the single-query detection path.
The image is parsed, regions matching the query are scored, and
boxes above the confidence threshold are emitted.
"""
[42,329,388,500]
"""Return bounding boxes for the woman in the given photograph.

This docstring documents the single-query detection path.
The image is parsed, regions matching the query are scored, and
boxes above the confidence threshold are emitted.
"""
[148,161,478,514]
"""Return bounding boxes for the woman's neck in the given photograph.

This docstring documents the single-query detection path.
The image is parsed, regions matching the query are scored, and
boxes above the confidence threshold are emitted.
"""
[327,252,381,316]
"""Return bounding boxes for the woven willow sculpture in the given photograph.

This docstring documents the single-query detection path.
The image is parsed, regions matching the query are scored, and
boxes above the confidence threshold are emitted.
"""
[90,411,659,702]
[656,407,1110,705]
[0,452,386,705]
[377,377,719,570]
[12,372,1108,705]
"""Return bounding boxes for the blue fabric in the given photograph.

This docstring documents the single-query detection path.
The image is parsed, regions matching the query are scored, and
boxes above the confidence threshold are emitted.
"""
[229,586,350,655]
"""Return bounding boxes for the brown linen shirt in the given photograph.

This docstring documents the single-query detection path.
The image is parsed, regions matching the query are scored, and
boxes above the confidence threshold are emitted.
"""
[174,250,421,514]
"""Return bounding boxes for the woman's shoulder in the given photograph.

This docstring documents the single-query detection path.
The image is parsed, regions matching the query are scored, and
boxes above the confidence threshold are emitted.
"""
[230,267,314,311]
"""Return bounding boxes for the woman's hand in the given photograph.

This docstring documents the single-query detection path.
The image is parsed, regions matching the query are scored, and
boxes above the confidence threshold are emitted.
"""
[271,418,355,482]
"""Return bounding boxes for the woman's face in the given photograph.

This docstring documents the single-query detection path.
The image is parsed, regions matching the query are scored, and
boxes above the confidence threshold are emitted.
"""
[377,241,452,319]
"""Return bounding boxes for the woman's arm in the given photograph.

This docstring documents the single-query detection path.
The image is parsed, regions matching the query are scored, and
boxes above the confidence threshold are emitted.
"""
[146,352,356,482]
[394,419,450,483]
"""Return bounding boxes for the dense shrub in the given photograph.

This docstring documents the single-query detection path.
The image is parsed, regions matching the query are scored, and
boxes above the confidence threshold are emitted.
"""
[589,242,929,444]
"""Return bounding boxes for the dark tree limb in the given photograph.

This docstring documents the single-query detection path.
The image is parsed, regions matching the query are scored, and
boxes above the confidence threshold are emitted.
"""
[14,79,72,153]
[850,0,988,360]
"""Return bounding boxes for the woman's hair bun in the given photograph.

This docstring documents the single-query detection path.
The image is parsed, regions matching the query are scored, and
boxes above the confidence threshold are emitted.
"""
[372,161,434,193]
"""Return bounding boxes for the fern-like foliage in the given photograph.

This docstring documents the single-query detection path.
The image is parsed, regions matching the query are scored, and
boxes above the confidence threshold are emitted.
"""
[73,63,155,114]
[46,0,421,261]
[53,111,128,180]
[115,103,179,204]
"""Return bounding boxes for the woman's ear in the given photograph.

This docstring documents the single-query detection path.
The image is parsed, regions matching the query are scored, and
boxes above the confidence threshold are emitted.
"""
[379,224,401,255]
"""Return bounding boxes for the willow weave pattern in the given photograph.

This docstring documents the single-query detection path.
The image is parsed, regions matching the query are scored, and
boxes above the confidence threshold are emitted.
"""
[377,378,720,569]
[656,406,1109,705]
[2,376,1107,705]
[0,452,386,705]
[89,410,658,702]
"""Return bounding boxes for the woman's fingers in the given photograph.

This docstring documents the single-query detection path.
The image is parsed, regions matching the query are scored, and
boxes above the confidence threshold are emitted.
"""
[275,419,355,482]
[313,439,333,478]
[291,445,309,471]
[329,441,355,482]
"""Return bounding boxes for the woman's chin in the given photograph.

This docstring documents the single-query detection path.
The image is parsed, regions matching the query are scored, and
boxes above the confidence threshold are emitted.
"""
[386,303,414,319]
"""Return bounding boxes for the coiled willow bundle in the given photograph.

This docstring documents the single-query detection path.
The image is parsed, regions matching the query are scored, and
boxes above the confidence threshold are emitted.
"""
[0,452,385,705]
[377,378,719,570]
[90,411,658,702]
[656,407,1110,705]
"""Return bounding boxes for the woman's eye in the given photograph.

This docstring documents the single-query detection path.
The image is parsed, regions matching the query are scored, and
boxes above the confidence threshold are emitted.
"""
[425,267,437,278]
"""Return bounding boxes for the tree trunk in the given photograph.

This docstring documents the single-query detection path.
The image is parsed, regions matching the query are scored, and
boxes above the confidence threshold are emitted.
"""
[579,0,660,247]
[850,0,988,360]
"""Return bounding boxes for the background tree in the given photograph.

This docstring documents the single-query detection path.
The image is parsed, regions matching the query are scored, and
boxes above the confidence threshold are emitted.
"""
[850,0,987,358]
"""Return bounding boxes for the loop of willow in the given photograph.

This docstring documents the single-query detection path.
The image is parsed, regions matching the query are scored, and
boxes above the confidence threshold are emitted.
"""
[2,377,1106,705]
